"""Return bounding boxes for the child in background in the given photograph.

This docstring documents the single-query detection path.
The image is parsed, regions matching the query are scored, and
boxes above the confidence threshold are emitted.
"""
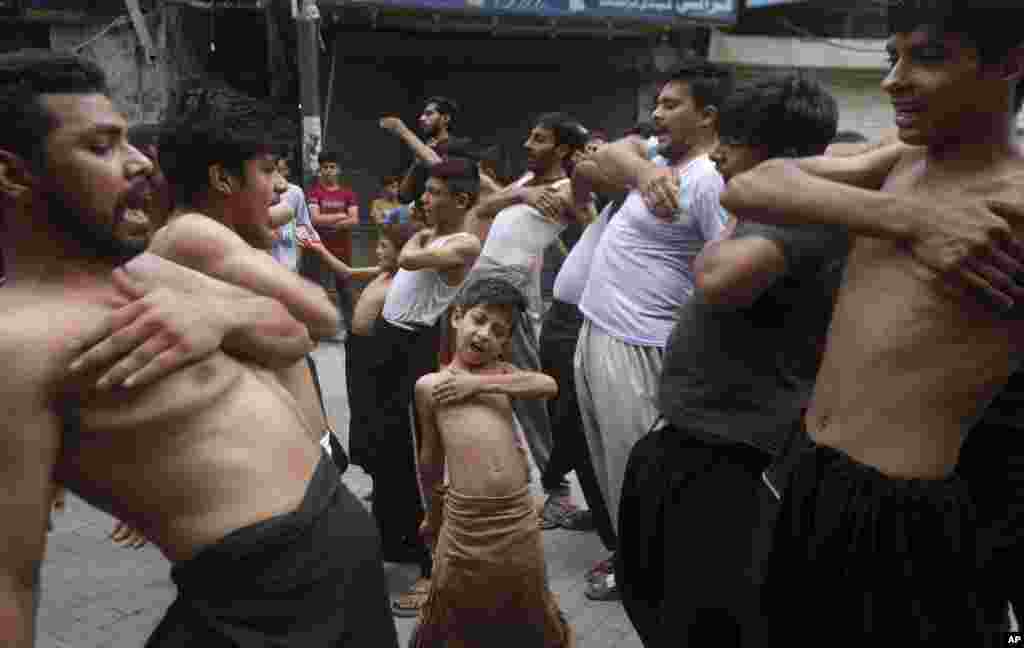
[300,224,416,480]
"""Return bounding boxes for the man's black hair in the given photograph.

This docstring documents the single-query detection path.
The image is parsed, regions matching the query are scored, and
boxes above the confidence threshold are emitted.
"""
[624,122,657,138]
[456,277,527,331]
[718,74,838,158]
[427,156,480,207]
[832,130,869,144]
[662,60,735,114]
[127,123,164,152]
[0,49,108,169]
[158,113,274,207]
[534,112,589,152]
[425,96,459,125]
[317,150,339,165]
[888,0,1024,112]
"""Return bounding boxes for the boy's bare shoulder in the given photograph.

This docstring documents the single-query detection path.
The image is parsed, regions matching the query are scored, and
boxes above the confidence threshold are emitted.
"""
[416,370,445,391]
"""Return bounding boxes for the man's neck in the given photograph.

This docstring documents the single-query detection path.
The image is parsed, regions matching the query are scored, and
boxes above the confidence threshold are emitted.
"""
[435,214,464,237]
[925,117,1022,171]
[533,164,567,185]
[172,201,234,231]
[3,208,116,285]
[663,132,718,168]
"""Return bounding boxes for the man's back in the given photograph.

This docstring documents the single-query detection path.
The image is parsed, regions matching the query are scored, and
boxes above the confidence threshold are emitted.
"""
[808,148,1024,477]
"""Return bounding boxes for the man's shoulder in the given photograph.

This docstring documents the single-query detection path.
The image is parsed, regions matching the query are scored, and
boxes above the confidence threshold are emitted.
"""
[0,292,88,394]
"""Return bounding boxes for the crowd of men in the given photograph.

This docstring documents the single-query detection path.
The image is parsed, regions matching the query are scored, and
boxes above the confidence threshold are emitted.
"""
[2,1,1024,646]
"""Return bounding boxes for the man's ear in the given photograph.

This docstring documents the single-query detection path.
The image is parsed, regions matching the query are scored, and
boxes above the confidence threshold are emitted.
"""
[0,150,36,202]
[208,163,235,195]
[699,105,720,130]
[1001,46,1024,83]
[450,306,464,328]
[555,143,571,163]
[454,192,471,210]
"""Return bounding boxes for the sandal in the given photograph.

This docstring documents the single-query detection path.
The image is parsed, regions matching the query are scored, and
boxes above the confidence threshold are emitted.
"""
[586,556,614,584]
[392,577,431,618]
[585,572,620,601]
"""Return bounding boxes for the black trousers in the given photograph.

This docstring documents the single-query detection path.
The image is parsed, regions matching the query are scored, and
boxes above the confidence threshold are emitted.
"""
[345,334,380,476]
[537,303,617,551]
[370,316,439,575]
[957,420,1024,621]
[147,454,398,647]
[761,421,1008,644]
[617,422,776,647]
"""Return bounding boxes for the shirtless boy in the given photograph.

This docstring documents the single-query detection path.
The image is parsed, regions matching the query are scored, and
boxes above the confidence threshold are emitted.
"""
[719,2,1024,640]
[411,278,573,648]
[302,223,416,475]
[0,50,397,646]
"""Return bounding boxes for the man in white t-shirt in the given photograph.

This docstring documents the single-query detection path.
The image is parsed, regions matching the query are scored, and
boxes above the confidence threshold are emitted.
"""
[570,61,733,600]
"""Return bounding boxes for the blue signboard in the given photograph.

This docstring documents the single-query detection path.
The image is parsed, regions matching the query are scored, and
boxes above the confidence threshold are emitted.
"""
[745,0,805,7]
[371,0,738,23]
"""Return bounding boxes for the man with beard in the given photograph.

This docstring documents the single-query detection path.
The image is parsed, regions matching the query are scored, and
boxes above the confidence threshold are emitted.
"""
[0,50,398,646]
[462,112,591,520]
[386,96,475,204]
[570,61,733,600]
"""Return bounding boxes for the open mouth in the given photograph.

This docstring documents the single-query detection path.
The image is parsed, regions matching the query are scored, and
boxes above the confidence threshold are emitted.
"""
[892,101,925,127]
[468,340,487,354]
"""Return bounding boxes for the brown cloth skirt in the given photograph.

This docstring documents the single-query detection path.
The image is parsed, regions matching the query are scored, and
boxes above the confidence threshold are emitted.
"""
[412,485,573,648]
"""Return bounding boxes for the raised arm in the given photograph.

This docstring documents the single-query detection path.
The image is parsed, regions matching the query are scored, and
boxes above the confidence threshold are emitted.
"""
[572,135,652,197]
[465,182,529,223]
[153,213,340,339]
[0,347,61,646]
[381,117,443,167]
[398,229,481,272]
[695,236,788,308]
[68,253,315,388]
[432,363,558,405]
[719,144,910,236]
[269,201,295,228]
[723,146,1024,310]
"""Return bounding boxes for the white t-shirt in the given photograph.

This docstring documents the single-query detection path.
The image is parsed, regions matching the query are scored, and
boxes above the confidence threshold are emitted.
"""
[579,145,727,347]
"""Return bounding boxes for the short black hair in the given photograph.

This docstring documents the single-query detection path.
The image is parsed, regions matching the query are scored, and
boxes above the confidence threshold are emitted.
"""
[127,123,164,151]
[831,130,869,144]
[624,122,657,138]
[427,156,480,207]
[662,60,735,114]
[158,113,274,207]
[534,112,589,152]
[0,50,108,169]
[718,74,838,158]
[318,151,339,165]
[456,277,527,329]
[888,1,1024,112]
[425,96,459,127]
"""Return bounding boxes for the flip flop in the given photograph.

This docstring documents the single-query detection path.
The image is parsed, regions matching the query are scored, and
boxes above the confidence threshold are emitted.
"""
[392,577,431,618]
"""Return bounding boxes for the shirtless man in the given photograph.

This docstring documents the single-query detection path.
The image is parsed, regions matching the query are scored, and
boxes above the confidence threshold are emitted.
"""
[463,113,591,513]
[411,278,572,648]
[0,50,398,646]
[719,3,1024,639]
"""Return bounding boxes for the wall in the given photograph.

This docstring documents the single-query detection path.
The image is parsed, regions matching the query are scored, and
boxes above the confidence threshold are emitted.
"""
[50,10,174,124]
[320,30,669,210]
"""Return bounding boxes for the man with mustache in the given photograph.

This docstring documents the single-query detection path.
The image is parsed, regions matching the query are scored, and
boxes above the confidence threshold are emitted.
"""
[0,50,398,646]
